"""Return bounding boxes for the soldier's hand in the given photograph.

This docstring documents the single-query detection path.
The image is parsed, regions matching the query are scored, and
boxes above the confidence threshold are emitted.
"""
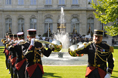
[49,44,55,51]
[104,73,111,78]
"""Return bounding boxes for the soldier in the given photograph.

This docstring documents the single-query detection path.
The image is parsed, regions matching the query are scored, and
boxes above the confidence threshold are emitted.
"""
[13,32,26,78]
[75,29,114,78]
[8,34,17,78]
[23,29,54,78]
[1,32,11,69]
[7,34,14,75]
[8,34,18,78]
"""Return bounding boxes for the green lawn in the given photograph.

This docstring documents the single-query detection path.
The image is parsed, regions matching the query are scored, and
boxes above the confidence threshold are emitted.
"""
[0,46,118,78]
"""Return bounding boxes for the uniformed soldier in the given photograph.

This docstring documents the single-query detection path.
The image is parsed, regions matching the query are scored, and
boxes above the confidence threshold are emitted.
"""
[8,34,18,78]
[23,29,54,78]
[13,32,26,78]
[7,34,18,78]
[6,34,15,75]
[75,29,114,78]
[1,32,11,69]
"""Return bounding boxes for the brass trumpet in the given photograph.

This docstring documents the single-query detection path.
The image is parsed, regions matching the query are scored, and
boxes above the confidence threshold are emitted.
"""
[35,39,62,52]
[68,42,91,57]
[1,39,6,44]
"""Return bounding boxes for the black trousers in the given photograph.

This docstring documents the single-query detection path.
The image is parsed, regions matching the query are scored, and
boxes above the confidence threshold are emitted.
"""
[25,66,42,78]
[17,61,26,78]
[88,68,100,78]
[5,55,9,69]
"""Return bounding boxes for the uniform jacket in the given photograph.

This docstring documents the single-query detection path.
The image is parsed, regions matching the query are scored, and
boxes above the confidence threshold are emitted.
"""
[13,40,26,70]
[23,39,53,77]
[76,42,114,78]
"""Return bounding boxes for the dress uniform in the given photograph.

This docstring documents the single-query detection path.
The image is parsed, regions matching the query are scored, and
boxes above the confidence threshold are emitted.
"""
[6,34,15,75]
[76,29,114,78]
[23,29,54,78]
[1,32,11,69]
[13,32,26,78]
[8,34,18,78]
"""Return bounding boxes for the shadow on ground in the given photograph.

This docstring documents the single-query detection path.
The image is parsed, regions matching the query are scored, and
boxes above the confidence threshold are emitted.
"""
[43,72,62,78]
[111,76,118,78]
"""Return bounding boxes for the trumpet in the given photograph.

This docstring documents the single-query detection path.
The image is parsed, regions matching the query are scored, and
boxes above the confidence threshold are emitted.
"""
[1,39,6,44]
[68,42,92,57]
[35,39,62,52]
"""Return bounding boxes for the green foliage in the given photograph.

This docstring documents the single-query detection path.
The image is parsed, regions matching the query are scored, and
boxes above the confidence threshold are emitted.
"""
[91,0,118,36]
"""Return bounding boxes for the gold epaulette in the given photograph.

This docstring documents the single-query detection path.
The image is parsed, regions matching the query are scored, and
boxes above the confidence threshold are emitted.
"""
[103,42,114,53]
[109,46,114,53]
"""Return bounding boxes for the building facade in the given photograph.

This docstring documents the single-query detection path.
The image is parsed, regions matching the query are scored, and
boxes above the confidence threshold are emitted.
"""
[0,0,112,45]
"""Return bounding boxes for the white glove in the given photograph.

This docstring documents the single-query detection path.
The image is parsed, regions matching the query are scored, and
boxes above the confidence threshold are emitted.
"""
[30,38,35,46]
[49,44,55,51]
[104,73,111,78]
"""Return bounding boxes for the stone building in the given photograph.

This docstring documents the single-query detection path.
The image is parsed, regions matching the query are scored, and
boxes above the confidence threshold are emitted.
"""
[0,0,112,45]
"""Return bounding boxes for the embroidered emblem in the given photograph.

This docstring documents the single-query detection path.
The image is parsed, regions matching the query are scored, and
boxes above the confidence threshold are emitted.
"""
[103,49,105,52]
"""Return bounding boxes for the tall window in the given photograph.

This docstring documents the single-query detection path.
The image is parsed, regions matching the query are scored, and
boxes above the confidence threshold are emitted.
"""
[71,18,79,34]
[30,0,36,5]
[45,0,52,5]
[44,18,53,37]
[30,18,37,29]
[72,0,78,4]
[88,0,91,4]
[18,0,24,5]
[6,0,11,5]
[18,18,24,32]
[59,0,65,5]
[100,22,107,37]
[5,18,12,33]
[87,17,94,36]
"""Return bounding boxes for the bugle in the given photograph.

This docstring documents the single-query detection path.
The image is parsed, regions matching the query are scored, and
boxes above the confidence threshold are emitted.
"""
[35,39,62,52]
[68,42,90,57]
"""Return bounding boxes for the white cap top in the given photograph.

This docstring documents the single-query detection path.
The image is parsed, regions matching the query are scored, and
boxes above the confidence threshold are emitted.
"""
[27,29,36,31]
[17,32,24,35]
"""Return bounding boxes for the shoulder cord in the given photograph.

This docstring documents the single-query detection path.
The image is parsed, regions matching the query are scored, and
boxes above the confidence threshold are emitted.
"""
[93,43,107,63]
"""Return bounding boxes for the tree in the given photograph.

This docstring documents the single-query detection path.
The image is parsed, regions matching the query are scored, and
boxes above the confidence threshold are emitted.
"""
[91,0,118,36]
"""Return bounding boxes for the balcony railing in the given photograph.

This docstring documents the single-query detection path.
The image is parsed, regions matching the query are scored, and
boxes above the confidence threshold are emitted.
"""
[45,4,52,8]
[71,4,79,8]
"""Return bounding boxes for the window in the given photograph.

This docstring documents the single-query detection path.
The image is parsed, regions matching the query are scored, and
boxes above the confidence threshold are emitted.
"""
[18,18,24,32]
[72,0,78,4]
[71,18,79,34]
[6,0,11,5]
[88,0,91,4]
[87,17,94,36]
[100,22,107,37]
[45,0,52,5]
[30,18,37,29]
[59,0,65,5]
[5,18,12,33]
[18,0,24,5]
[30,0,36,5]
[44,18,53,37]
